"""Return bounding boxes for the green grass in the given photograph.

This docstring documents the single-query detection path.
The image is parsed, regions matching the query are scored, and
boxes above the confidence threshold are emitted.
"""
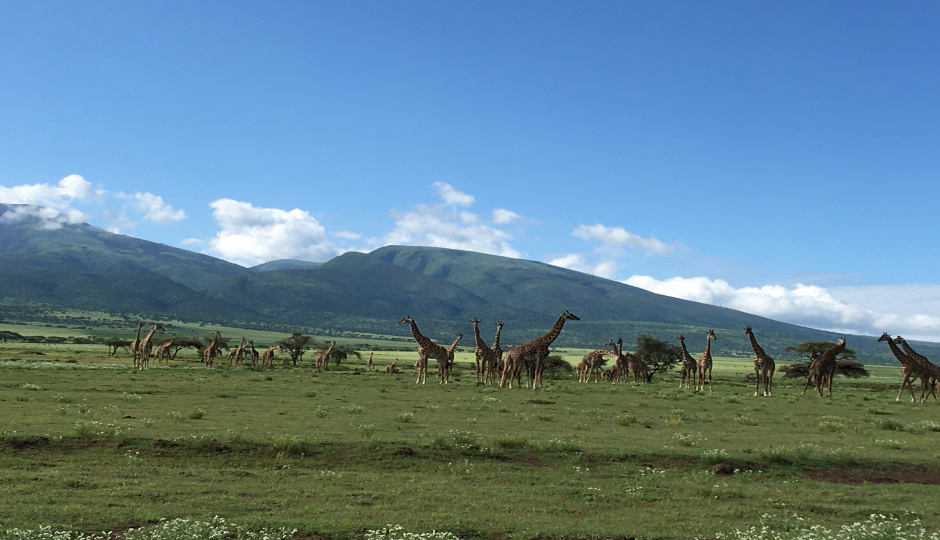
[0,344,938,539]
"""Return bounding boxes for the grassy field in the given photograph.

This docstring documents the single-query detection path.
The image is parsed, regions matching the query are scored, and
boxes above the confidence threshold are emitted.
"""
[1,340,939,540]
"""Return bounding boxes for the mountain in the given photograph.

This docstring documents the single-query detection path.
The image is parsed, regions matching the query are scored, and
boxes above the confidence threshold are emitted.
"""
[249,259,322,272]
[0,204,247,291]
[0,204,936,362]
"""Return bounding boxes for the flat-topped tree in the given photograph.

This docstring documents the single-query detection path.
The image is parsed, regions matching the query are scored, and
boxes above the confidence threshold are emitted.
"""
[277,332,314,366]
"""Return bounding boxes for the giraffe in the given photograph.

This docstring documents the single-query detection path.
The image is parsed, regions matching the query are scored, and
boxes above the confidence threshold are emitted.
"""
[247,340,259,367]
[470,318,496,384]
[617,338,651,383]
[440,333,463,383]
[677,335,697,389]
[129,321,143,368]
[487,321,505,385]
[744,326,776,397]
[260,345,279,369]
[802,338,846,397]
[880,334,936,402]
[227,337,248,366]
[895,336,939,400]
[397,316,454,385]
[152,340,173,366]
[580,342,618,383]
[608,339,632,384]
[500,311,580,390]
[136,324,166,370]
[203,331,222,368]
[367,353,374,371]
[385,359,400,374]
[316,341,336,373]
[696,330,717,392]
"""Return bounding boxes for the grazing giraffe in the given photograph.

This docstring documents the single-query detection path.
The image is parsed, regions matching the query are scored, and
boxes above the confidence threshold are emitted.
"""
[260,345,279,369]
[203,331,222,368]
[227,337,248,366]
[677,335,697,389]
[470,318,496,383]
[579,343,617,383]
[152,340,173,366]
[316,341,336,373]
[696,330,717,392]
[247,340,259,367]
[895,336,939,400]
[129,321,144,368]
[744,326,776,397]
[802,338,846,397]
[500,311,580,390]
[385,359,400,374]
[397,316,453,385]
[137,324,166,370]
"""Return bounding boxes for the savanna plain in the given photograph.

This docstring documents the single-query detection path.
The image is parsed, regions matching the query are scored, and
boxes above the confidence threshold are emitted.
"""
[1,331,940,540]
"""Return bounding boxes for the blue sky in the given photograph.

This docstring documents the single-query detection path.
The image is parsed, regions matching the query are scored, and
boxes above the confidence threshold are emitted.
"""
[2,1,940,340]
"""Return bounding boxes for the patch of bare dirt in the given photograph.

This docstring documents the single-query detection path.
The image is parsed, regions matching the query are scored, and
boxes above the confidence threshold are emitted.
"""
[802,469,940,485]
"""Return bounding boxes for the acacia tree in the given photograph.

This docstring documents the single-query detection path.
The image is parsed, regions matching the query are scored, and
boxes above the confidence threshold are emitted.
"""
[168,337,206,360]
[633,335,682,382]
[278,332,314,365]
[329,345,362,367]
[786,341,856,360]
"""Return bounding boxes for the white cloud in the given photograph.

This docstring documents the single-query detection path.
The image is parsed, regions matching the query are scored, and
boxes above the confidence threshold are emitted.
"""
[548,254,617,279]
[433,182,474,206]
[572,224,675,254]
[492,208,521,224]
[334,230,362,240]
[132,192,186,223]
[207,199,342,265]
[0,174,103,227]
[624,275,940,341]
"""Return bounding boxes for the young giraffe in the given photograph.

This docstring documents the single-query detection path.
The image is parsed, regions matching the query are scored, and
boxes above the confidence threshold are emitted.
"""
[247,340,259,367]
[136,324,166,370]
[260,345,279,369]
[315,341,336,373]
[677,335,697,389]
[152,340,173,366]
[500,311,580,390]
[439,333,463,382]
[696,330,717,392]
[227,337,248,366]
[744,326,776,397]
[397,316,454,385]
[366,353,374,371]
[129,321,144,368]
[487,321,505,385]
[894,336,939,400]
[203,331,222,368]
[470,319,497,384]
[802,338,846,397]
[385,359,400,374]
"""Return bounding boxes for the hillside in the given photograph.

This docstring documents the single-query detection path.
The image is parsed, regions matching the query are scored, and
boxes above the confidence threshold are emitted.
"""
[0,204,937,363]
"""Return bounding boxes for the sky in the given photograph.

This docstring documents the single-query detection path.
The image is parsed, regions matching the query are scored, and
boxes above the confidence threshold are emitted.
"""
[1,1,940,341]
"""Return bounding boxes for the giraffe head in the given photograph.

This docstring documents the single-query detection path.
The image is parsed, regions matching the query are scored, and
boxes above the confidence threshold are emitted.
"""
[707,329,717,340]
[678,335,685,342]
[469,317,479,325]
[563,310,581,321]
[877,332,892,342]
[155,324,166,332]
[397,316,413,325]
[496,321,504,328]
[893,335,905,344]
[743,326,752,334]
[837,337,846,346]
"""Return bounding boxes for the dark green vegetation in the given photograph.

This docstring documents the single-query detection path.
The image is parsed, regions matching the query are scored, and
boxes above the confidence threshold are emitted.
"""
[1,342,940,539]
[2,204,939,363]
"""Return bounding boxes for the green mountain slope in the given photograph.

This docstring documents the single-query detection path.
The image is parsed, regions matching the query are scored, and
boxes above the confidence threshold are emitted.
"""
[0,204,246,291]
[249,259,322,272]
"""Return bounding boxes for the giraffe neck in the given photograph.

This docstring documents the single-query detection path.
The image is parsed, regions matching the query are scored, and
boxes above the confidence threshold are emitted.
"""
[491,324,503,351]
[537,314,570,348]
[884,338,911,366]
[134,324,143,342]
[407,320,431,346]
[898,339,927,361]
[679,339,694,362]
[447,335,462,354]
[704,336,712,357]
[746,331,766,358]
[472,322,486,349]
[143,327,158,342]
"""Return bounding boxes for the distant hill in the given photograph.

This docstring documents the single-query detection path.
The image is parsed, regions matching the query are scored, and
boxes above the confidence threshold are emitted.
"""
[0,203,937,363]
[0,204,247,291]
[249,259,322,272]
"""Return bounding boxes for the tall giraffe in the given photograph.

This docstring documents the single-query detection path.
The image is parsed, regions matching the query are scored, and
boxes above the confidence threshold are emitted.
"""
[802,338,845,397]
[441,333,463,383]
[137,324,166,370]
[617,338,650,383]
[878,333,922,401]
[260,345,279,369]
[500,311,579,390]
[677,335,697,389]
[696,330,717,392]
[247,340,259,367]
[895,336,939,400]
[316,341,336,373]
[487,321,505,385]
[744,326,776,397]
[203,331,222,368]
[129,321,144,368]
[397,316,453,385]
[366,352,374,371]
[470,318,494,384]
[227,337,248,366]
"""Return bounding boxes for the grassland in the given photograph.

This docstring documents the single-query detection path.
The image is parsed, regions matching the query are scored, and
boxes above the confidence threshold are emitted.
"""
[1,340,939,540]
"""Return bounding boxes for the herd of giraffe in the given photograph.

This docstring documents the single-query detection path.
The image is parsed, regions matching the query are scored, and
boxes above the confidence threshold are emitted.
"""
[121,316,938,402]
